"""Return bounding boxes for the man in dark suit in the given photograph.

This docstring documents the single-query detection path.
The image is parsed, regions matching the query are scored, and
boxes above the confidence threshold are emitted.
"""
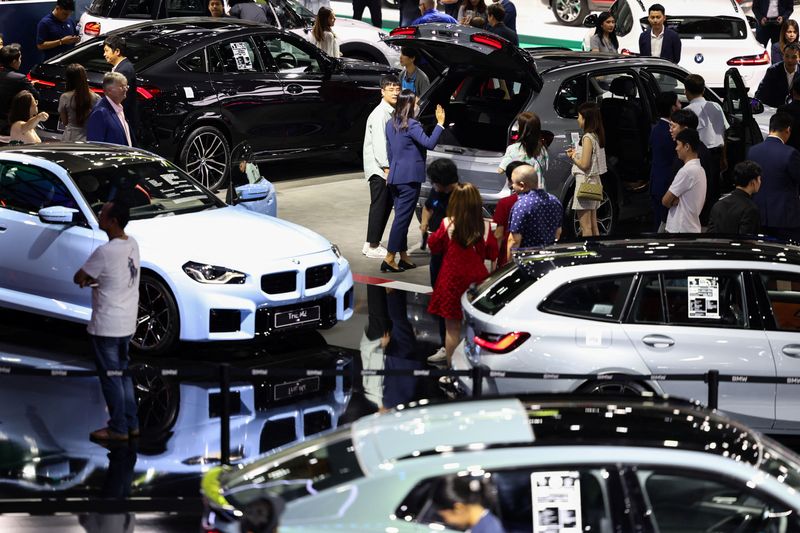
[103,35,137,133]
[752,0,794,47]
[487,3,518,46]
[747,112,800,241]
[756,42,800,107]
[778,82,800,150]
[87,72,134,147]
[638,3,681,64]
[707,160,762,235]
[0,45,39,135]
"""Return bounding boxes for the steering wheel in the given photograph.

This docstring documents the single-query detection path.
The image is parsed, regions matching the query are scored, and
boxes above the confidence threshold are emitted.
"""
[275,51,297,69]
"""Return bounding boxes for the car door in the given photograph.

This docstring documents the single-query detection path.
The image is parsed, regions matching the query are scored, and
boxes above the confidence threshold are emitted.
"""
[254,32,361,153]
[621,270,775,430]
[0,161,99,319]
[753,270,800,430]
[208,35,286,155]
[723,67,763,175]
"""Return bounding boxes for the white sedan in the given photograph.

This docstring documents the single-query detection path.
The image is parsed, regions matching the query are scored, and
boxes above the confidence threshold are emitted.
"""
[0,143,353,355]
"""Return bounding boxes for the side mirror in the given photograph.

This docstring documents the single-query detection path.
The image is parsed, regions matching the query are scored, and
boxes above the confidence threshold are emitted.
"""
[751,98,764,115]
[38,206,78,224]
[236,181,272,203]
[583,14,598,28]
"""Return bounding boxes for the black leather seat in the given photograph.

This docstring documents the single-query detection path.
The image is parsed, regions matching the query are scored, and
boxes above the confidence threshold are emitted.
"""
[600,77,648,183]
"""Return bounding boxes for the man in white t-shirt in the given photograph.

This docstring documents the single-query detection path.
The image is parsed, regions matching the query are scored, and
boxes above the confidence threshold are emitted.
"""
[662,128,707,233]
[74,201,141,442]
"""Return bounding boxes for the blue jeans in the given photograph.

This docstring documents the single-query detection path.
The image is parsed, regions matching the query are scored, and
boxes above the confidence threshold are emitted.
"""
[90,335,138,434]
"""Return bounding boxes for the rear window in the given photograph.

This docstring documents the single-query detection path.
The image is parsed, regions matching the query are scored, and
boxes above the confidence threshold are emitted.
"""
[52,38,172,72]
[87,0,117,16]
[471,261,549,315]
[540,275,634,322]
[645,16,748,39]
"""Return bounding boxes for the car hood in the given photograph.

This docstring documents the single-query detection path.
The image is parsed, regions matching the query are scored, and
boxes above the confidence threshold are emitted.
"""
[127,206,332,271]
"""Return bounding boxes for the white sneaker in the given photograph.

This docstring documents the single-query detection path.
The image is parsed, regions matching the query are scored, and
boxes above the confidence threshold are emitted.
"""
[365,245,388,259]
[362,242,370,255]
[427,347,448,364]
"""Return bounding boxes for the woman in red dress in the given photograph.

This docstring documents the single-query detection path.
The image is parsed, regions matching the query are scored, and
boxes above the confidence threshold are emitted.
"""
[427,183,498,365]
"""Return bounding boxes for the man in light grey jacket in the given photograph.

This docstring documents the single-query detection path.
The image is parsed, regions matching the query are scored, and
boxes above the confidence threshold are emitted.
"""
[363,74,400,259]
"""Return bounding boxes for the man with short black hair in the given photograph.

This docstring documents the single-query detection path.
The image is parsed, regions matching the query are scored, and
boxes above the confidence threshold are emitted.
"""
[399,47,430,96]
[756,42,800,107]
[0,45,39,135]
[663,128,706,233]
[487,3,517,45]
[747,112,800,241]
[638,3,681,63]
[36,0,80,61]
[104,35,138,132]
[778,82,800,151]
[490,0,516,31]
[74,200,141,442]
[708,161,762,235]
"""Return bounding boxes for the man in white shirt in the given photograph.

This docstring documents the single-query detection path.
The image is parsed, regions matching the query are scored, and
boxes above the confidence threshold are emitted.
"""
[362,74,400,259]
[74,201,141,442]
[663,128,707,233]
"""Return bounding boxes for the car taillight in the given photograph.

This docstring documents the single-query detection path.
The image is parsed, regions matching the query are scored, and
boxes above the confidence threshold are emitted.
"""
[509,131,520,142]
[470,33,504,49]
[389,26,417,37]
[473,332,530,354]
[727,50,770,66]
[90,86,104,95]
[620,48,632,55]
[136,85,161,99]
[26,73,56,88]
[83,21,101,36]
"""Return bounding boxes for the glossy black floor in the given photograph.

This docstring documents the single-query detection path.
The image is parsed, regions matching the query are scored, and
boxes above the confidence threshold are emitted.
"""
[0,281,446,531]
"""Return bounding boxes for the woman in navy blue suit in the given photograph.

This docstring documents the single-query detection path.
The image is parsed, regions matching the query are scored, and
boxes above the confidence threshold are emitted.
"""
[383,90,446,273]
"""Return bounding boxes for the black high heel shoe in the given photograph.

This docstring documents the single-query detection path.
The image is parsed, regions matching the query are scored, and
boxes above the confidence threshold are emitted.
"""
[398,259,417,270]
[380,261,404,273]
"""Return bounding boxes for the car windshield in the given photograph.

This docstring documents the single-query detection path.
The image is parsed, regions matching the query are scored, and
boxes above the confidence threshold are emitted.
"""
[70,157,222,220]
[641,16,748,39]
[222,427,364,505]
[272,0,312,28]
[51,38,172,71]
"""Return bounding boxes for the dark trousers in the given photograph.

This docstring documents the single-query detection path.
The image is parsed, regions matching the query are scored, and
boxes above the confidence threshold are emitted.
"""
[399,0,420,26]
[388,182,421,253]
[90,334,138,434]
[756,22,781,47]
[700,146,723,227]
[651,195,668,232]
[367,175,393,245]
[353,0,382,27]
[429,251,445,345]
[764,226,800,244]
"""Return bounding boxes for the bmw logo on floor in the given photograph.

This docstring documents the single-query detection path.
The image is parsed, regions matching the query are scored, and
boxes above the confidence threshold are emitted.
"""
[695,53,704,63]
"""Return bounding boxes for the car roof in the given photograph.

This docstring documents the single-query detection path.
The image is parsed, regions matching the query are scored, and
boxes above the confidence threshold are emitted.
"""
[513,236,800,275]
[104,17,268,48]
[0,143,165,174]
[523,49,681,74]
[638,0,746,17]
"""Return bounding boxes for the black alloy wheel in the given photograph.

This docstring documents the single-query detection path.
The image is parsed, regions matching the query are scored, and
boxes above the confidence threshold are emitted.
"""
[552,0,589,26]
[132,273,180,356]
[180,126,230,191]
[565,188,615,237]
[132,364,180,435]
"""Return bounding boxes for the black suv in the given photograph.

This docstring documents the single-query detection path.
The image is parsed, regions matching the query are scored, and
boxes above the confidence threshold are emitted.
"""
[30,18,394,190]
[386,24,762,236]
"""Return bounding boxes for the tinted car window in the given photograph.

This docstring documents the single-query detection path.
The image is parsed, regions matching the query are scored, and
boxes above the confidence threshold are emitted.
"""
[272,0,314,28]
[178,49,206,73]
[471,262,539,315]
[259,34,321,73]
[662,272,747,328]
[214,38,262,73]
[540,275,634,322]
[0,163,78,214]
[122,0,156,17]
[631,274,664,324]
[164,0,207,17]
[53,39,172,73]
[610,0,634,36]
[658,16,748,39]
[87,0,116,16]
[759,272,800,331]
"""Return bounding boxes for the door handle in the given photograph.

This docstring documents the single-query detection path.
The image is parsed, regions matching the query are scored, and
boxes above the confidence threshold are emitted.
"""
[642,335,675,348]
[285,83,304,95]
[0,226,6,232]
[782,345,800,357]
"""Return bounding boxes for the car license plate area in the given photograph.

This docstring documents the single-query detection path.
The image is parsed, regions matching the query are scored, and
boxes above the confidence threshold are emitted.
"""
[274,376,320,401]
[274,305,320,329]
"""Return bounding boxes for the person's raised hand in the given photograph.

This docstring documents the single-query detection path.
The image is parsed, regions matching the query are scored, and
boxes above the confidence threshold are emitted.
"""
[435,104,445,126]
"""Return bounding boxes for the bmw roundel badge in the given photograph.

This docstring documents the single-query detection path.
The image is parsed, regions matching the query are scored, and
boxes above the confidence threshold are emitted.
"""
[694,53,704,64]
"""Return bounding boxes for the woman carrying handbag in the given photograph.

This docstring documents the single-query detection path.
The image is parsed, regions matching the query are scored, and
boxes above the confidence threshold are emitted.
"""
[566,102,606,237]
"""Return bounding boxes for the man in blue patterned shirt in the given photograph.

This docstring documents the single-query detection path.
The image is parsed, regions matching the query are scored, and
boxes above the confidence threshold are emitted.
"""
[508,164,562,258]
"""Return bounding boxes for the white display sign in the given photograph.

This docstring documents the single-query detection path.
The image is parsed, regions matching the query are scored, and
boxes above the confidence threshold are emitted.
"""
[687,276,720,319]
[531,471,582,533]
[230,42,253,71]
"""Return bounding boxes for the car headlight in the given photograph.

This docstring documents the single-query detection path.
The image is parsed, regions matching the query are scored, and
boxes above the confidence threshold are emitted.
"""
[331,243,342,259]
[183,261,246,284]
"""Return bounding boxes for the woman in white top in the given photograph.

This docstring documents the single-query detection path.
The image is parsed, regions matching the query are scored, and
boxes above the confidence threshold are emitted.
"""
[497,112,549,190]
[8,90,48,145]
[566,102,607,237]
[311,7,340,58]
[59,63,100,142]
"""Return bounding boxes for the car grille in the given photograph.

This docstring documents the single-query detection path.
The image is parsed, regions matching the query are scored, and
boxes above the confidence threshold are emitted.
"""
[261,271,297,294]
[305,264,333,289]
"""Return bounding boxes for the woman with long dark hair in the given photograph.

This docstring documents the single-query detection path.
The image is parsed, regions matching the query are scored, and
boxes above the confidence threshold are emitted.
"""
[497,112,549,189]
[427,183,497,365]
[590,11,618,53]
[773,19,799,64]
[8,90,48,145]
[566,102,607,237]
[383,89,446,273]
[311,7,340,58]
[59,63,99,142]
[457,0,487,25]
